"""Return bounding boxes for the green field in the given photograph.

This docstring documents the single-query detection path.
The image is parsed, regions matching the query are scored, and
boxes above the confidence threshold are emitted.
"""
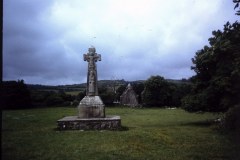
[65,91,81,96]
[2,107,240,160]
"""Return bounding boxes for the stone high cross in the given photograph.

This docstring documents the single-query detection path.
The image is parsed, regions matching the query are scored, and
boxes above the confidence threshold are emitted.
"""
[57,47,121,130]
[83,47,101,96]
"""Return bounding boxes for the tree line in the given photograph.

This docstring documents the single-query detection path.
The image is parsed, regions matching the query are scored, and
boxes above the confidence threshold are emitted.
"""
[0,78,191,109]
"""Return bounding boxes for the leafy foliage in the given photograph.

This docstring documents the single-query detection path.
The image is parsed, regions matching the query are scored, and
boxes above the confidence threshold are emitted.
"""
[30,90,75,107]
[142,76,170,107]
[100,92,115,105]
[0,80,32,109]
[98,87,115,105]
[0,82,78,108]
[76,91,86,101]
[223,104,240,131]
[233,0,240,15]
[142,76,190,107]
[132,82,145,103]
[182,21,240,112]
[116,84,127,101]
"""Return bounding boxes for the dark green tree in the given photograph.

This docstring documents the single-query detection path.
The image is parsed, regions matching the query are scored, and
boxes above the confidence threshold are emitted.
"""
[0,80,32,109]
[234,0,240,15]
[116,85,127,101]
[45,93,64,106]
[76,91,86,101]
[182,21,240,112]
[170,83,192,107]
[132,82,144,103]
[98,86,115,105]
[142,76,172,107]
[100,92,115,105]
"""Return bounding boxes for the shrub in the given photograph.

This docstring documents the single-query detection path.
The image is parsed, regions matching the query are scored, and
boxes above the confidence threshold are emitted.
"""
[72,100,80,106]
[45,94,64,106]
[100,92,115,105]
[1,80,32,109]
[181,93,208,112]
[223,104,240,132]
[142,76,171,107]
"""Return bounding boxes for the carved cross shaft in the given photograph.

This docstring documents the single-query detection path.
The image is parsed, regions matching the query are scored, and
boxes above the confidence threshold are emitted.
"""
[83,48,101,96]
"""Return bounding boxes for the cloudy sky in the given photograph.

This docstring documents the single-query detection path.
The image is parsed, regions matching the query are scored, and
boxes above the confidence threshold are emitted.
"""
[3,0,239,85]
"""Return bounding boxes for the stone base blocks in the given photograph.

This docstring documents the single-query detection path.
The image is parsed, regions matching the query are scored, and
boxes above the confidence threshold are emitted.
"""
[78,96,105,118]
[57,116,121,130]
[57,95,121,130]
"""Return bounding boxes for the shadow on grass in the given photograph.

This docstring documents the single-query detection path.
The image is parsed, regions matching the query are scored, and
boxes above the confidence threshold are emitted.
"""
[139,120,218,128]
[181,119,218,127]
[118,125,129,131]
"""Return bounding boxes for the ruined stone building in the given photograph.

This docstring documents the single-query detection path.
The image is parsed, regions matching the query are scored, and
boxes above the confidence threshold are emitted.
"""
[120,84,139,107]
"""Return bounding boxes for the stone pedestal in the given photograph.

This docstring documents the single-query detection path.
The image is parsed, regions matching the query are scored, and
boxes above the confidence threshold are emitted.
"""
[78,96,105,118]
[57,116,121,130]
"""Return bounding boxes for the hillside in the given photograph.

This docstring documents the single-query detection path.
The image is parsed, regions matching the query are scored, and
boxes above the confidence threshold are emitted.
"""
[27,79,190,92]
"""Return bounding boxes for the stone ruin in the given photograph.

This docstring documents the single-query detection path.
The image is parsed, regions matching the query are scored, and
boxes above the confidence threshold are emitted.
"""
[120,83,139,107]
[57,47,121,130]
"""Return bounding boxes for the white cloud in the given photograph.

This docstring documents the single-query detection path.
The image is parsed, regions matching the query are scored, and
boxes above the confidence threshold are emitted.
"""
[3,0,239,85]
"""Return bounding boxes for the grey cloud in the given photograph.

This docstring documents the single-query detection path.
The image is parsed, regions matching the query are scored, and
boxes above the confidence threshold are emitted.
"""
[3,0,239,85]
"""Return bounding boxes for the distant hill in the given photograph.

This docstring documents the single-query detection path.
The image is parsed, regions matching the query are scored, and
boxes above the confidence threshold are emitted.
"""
[27,79,190,92]
[166,79,191,85]
[27,83,86,92]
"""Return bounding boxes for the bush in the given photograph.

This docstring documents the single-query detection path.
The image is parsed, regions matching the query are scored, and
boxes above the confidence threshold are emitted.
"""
[100,92,115,105]
[181,94,208,112]
[142,76,171,107]
[223,104,240,132]
[45,94,64,106]
[1,80,32,109]
[72,100,80,106]
[76,91,85,101]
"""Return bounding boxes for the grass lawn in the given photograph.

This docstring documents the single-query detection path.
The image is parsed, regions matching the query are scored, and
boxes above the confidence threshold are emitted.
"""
[2,107,240,160]
[65,91,81,96]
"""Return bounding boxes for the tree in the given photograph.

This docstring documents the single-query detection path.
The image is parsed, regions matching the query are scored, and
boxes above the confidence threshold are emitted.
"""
[76,91,86,101]
[142,76,172,107]
[116,85,127,101]
[132,82,144,103]
[233,0,240,15]
[0,80,32,109]
[98,86,115,105]
[45,93,64,106]
[223,104,240,131]
[100,92,115,105]
[182,21,240,112]
[170,83,192,107]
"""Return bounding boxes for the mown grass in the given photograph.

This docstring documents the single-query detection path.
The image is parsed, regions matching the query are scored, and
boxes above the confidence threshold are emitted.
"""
[65,91,81,96]
[2,107,240,160]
